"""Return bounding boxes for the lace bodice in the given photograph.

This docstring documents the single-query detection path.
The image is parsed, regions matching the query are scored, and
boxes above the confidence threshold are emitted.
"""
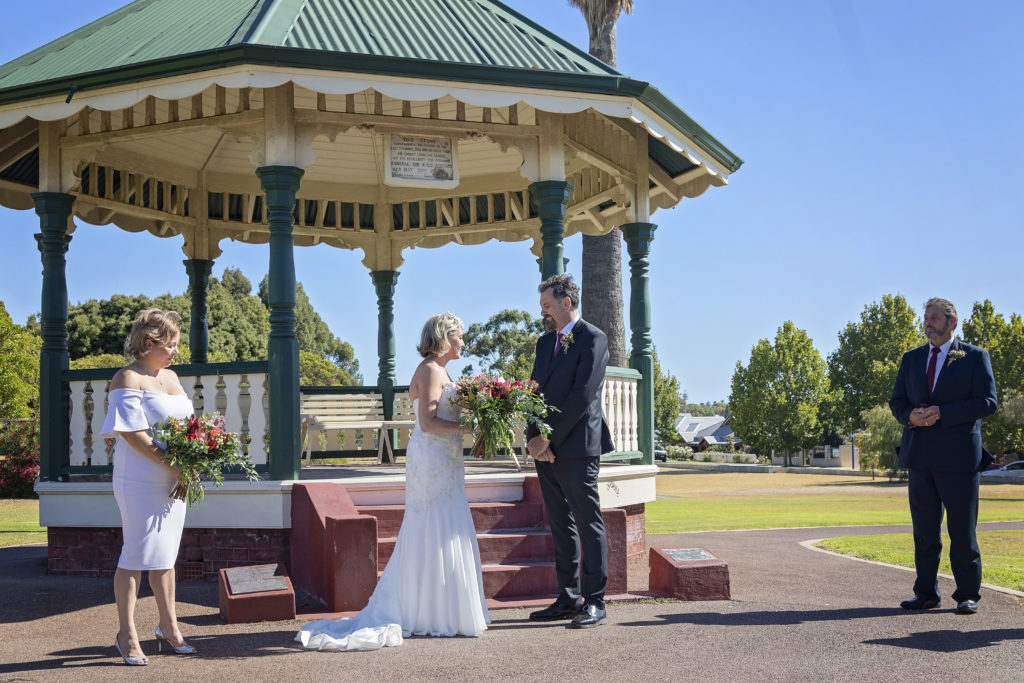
[405,383,464,511]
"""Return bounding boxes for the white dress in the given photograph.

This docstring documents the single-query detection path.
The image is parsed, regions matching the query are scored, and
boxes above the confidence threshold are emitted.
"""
[100,388,194,570]
[297,383,490,651]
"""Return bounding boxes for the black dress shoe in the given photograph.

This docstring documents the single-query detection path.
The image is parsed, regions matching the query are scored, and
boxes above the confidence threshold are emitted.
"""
[529,599,583,621]
[956,599,978,615]
[900,596,940,610]
[569,601,606,629]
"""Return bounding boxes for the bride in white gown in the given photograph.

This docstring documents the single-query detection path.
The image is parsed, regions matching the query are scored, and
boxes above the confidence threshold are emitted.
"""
[297,313,490,651]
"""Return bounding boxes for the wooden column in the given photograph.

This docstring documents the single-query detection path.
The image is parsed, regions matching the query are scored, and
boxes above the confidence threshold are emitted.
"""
[183,259,213,363]
[256,165,304,481]
[31,192,75,482]
[530,180,572,280]
[621,222,657,466]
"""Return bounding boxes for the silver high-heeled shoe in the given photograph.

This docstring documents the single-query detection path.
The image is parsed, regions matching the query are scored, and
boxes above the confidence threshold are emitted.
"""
[155,625,197,654]
[115,633,148,666]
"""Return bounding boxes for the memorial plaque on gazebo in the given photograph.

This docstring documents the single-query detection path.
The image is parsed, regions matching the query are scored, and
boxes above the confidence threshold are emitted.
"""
[224,564,289,595]
[385,134,459,188]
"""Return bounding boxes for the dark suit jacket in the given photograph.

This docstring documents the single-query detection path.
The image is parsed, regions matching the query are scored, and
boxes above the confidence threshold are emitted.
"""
[526,318,615,459]
[889,339,997,472]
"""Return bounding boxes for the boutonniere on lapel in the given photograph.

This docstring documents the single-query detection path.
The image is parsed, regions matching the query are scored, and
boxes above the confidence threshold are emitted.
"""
[559,331,575,355]
[946,349,966,366]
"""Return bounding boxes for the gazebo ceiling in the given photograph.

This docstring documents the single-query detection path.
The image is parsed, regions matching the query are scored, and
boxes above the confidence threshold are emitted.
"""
[0,0,742,269]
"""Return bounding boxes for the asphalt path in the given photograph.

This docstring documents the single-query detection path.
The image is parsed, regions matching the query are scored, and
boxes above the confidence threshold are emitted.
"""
[1,522,1021,682]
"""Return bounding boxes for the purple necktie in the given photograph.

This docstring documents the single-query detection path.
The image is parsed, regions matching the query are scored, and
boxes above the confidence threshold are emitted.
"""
[926,346,940,398]
[553,332,565,356]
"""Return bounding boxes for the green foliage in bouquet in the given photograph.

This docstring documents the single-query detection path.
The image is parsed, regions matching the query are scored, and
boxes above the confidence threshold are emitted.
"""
[151,413,258,506]
[452,375,555,459]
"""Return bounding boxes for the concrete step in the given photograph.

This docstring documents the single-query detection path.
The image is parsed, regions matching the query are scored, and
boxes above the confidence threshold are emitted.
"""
[481,561,559,599]
[376,528,555,570]
[372,559,558,601]
[357,501,546,537]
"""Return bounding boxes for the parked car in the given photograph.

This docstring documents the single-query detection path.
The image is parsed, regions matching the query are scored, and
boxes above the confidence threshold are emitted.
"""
[981,460,1024,477]
[654,449,668,463]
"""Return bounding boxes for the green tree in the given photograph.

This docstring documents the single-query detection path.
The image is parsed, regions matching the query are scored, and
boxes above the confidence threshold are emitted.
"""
[69,353,127,370]
[652,349,682,444]
[30,268,360,384]
[730,321,833,465]
[299,350,359,386]
[259,277,361,383]
[962,300,1024,454]
[461,309,545,380]
[857,404,904,477]
[827,294,923,430]
[206,270,269,361]
[679,396,728,417]
[569,0,633,367]
[0,302,41,418]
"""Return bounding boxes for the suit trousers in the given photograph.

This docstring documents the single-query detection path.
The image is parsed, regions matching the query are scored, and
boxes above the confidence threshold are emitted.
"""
[535,456,608,604]
[907,468,982,602]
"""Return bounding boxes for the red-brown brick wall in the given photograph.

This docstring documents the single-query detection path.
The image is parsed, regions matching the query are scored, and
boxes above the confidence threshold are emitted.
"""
[47,527,291,582]
[621,503,646,560]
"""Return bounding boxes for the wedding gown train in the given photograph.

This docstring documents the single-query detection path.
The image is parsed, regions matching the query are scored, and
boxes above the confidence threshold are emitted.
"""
[297,383,489,651]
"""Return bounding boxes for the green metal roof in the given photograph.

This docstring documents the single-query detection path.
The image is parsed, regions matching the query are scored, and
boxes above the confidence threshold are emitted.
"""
[0,0,742,173]
[0,0,615,91]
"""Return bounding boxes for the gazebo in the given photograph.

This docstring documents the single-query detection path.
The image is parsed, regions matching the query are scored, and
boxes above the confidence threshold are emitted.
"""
[0,0,740,592]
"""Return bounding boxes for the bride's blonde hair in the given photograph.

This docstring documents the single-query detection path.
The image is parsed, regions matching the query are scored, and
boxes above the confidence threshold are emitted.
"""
[417,312,463,358]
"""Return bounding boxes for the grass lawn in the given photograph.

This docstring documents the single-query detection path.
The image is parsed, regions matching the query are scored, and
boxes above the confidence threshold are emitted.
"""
[0,499,45,546]
[647,470,1024,533]
[815,530,1024,593]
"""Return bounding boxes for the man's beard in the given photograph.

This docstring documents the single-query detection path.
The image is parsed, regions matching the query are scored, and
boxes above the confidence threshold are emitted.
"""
[543,315,557,332]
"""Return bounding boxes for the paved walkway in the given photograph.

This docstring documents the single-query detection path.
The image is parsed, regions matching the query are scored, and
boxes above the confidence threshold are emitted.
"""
[1,522,1021,682]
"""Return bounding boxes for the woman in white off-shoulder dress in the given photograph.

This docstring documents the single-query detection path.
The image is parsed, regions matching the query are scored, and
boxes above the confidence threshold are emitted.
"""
[100,309,197,665]
[298,312,490,652]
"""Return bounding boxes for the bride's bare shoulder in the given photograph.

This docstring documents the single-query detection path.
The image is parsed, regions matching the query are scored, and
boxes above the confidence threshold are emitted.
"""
[409,359,445,399]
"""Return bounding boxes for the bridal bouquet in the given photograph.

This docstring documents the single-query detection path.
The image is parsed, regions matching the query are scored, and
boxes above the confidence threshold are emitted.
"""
[151,413,258,506]
[452,375,554,459]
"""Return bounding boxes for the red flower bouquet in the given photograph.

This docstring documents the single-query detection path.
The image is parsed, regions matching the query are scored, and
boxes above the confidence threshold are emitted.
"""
[452,375,554,459]
[151,412,258,506]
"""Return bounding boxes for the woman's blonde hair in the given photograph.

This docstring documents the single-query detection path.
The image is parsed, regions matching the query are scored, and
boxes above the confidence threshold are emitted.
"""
[124,308,182,361]
[416,312,463,358]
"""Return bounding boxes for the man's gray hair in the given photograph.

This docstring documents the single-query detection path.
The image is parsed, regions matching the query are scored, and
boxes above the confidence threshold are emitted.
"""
[539,274,580,309]
[924,297,957,320]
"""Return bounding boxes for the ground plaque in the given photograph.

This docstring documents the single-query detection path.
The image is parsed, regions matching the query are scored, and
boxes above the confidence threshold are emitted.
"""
[225,564,289,595]
[665,548,716,563]
[649,546,730,601]
[218,564,296,623]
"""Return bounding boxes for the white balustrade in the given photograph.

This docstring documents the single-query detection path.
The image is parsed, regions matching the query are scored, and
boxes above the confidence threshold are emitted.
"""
[602,370,639,454]
[67,369,270,468]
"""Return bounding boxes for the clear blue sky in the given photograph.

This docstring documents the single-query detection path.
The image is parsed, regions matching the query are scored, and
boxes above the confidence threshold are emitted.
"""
[1,1,1022,402]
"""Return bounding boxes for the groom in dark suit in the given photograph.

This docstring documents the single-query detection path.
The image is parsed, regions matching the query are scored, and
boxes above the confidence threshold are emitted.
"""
[526,274,614,628]
[889,297,997,615]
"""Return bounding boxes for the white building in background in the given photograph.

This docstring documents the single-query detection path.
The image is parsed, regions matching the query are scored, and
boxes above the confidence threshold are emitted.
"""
[675,414,741,451]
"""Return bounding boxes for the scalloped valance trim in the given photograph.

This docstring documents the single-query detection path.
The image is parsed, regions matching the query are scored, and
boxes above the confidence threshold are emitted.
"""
[0,66,731,179]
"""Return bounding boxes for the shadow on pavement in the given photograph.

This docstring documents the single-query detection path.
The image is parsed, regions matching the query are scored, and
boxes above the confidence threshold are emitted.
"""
[620,606,910,627]
[0,545,219,624]
[865,628,1024,652]
[0,630,305,675]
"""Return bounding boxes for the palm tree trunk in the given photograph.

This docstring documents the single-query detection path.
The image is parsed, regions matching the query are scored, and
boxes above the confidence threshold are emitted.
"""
[582,231,627,366]
[572,0,631,368]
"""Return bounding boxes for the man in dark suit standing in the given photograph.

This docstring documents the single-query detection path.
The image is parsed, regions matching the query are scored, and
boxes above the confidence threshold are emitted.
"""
[526,274,614,629]
[889,297,997,615]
